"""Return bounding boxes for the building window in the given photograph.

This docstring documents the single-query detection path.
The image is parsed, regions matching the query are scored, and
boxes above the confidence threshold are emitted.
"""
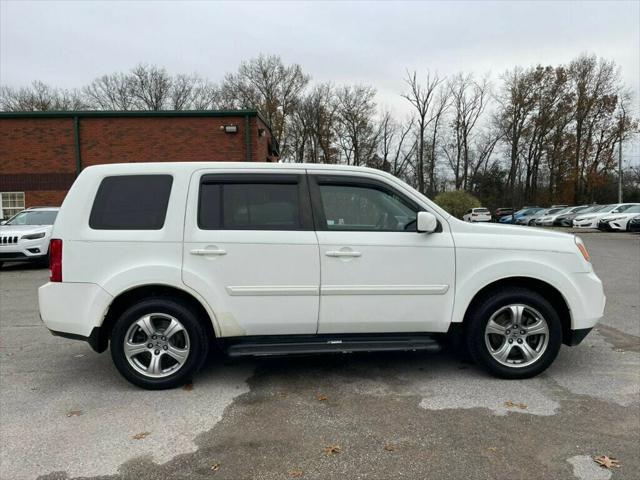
[0,192,25,220]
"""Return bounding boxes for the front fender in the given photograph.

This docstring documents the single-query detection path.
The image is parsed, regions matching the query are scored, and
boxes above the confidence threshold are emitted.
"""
[452,252,585,328]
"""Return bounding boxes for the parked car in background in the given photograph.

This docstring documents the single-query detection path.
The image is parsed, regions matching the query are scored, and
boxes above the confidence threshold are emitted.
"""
[536,206,577,226]
[463,207,492,222]
[573,203,639,229]
[501,207,543,224]
[628,215,640,233]
[597,204,640,231]
[516,207,563,226]
[552,205,594,226]
[38,162,604,389]
[493,207,514,222]
[0,207,59,269]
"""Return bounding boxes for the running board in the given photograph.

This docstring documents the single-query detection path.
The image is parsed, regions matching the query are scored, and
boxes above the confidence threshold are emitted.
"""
[225,335,442,358]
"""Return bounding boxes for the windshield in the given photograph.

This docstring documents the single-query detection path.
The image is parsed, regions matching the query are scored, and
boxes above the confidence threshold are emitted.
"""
[6,210,58,226]
[621,205,640,214]
[545,207,565,215]
[556,207,574,215]
[613,204,638,213]
[570,206,591,214]
[473,208,489,213]
[581,205,605,213]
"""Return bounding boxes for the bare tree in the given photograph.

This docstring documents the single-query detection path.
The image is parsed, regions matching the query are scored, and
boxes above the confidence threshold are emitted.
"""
[129,64,173,110]
[1,81,87,111]
[335,85,378,166]
[221,54,310,158]
[446,73,490,189]
[402,70,444,193]
[83,73,135,110]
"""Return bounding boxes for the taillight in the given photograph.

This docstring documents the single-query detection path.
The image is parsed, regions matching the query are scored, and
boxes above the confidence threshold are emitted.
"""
[49,239,62,282]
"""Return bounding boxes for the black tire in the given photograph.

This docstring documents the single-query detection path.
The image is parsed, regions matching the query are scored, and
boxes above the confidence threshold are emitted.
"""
[466,287,562,379]
[0,261,3,269]
[110,297,210,389]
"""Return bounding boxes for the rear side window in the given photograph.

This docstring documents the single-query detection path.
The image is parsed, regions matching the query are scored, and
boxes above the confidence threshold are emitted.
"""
[89,175,173,230]
[199,177,305,230]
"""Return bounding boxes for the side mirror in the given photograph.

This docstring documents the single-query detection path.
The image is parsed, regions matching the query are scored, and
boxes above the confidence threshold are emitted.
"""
[0,220,6,225]
[417,211,437,233]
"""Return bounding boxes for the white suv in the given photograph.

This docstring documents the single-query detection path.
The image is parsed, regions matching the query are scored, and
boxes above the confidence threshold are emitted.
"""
[38,163,605,389]
[462,207,491,222]
[0,207,59,268]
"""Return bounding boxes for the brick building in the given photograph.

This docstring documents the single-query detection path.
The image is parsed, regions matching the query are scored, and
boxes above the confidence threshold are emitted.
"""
[0,110,278,219]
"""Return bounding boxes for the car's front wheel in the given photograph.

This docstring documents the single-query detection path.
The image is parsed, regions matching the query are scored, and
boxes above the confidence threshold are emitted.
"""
[466,287,562,379]
[110,297,209,389]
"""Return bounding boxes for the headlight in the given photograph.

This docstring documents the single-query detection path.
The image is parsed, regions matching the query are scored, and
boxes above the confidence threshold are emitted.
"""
[21,232,46,240]
[606,217,623,222]
[574,236,590,262]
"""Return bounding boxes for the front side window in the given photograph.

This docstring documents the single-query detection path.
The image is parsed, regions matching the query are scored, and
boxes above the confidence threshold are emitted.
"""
[199,182,302,230]
[89,175,173,230]
[318,183,417,232]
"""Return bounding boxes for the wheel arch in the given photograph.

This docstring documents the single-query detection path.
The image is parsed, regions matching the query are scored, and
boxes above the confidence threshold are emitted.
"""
[458,276,572,346]
[95,284,217,353]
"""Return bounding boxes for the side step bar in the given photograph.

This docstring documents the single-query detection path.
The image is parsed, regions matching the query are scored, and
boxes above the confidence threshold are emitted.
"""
[226,335,442,358]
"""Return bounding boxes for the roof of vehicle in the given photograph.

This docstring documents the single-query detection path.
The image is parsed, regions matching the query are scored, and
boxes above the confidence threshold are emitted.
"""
[26,206,60,210]
[78,162,405,177]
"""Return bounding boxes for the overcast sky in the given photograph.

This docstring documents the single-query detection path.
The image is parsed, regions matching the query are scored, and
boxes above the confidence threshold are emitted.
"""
[1,0,639,118]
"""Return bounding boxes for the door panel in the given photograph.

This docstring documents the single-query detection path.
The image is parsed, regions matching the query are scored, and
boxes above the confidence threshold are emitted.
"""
[309,172,455,334]
[182,171,320,337]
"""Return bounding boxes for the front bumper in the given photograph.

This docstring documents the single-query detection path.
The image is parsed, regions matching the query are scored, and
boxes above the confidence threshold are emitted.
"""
[573,220,597,228]
[568,270,606,332]
[0,237,50,261]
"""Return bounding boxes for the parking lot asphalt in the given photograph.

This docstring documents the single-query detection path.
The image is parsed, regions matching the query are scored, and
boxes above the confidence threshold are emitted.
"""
[0,230,638,480]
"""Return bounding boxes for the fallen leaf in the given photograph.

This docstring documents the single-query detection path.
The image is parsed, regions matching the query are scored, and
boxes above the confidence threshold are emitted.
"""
[316,394,328,401]
[183,383,194,391]
[66,410,82,417]
[594,455,620,469]
[288,469,304,478]
[384,444,395,452]
[487,447,498,453]
[504,400,528,410]
[210,463,220,471]
[323,444,341,456]
[132,432,151,440]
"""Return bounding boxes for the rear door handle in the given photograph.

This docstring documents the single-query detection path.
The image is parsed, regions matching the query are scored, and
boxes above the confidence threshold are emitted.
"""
[190,248,227,256]
[326,250,362,258]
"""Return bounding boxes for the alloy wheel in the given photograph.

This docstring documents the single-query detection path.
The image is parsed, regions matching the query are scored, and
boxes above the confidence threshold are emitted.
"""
[484,304,549,368]
[123,313,190,378]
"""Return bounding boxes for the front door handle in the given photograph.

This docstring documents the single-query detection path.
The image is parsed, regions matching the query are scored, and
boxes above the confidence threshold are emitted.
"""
[190,248,227,256]
[326,250,362,258]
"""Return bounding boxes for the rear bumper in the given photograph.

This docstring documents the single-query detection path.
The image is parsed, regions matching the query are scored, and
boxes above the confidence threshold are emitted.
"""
[565,327,593,346]
[48,326,106,353]
[38,282,113,338]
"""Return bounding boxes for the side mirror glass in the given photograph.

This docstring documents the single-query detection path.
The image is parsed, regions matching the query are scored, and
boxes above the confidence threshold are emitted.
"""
[417,211,437,233]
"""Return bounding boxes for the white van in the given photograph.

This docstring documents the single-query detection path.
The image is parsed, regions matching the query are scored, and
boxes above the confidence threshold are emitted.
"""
[38,163,605,389]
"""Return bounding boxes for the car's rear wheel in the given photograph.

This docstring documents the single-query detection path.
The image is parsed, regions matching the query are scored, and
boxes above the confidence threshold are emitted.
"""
[110,297,209,389]
[466,287,562,379]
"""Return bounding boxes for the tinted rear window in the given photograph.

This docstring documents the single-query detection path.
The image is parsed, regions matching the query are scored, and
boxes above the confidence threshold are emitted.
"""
[89,175,173,230]
[199,182,302,230]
